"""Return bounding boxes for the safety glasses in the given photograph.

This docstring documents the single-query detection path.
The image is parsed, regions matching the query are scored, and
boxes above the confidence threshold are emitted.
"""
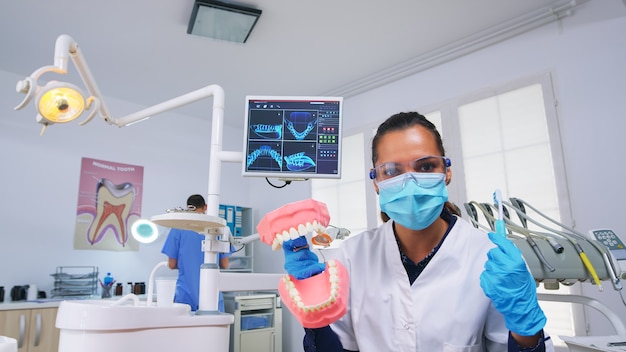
[369,155,451,183]
[375,172,446,192]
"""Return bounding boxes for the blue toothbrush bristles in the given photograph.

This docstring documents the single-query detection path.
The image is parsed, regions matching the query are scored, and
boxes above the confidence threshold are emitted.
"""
[493,189,506,236]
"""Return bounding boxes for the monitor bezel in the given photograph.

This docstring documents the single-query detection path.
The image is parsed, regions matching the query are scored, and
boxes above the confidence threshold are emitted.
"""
[242,95,343,180]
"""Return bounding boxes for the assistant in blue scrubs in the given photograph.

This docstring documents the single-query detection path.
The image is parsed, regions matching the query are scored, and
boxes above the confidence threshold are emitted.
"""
[161,194,233,312]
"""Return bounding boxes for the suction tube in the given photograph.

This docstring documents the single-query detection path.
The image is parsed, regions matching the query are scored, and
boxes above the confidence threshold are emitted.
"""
[146,261,169,307]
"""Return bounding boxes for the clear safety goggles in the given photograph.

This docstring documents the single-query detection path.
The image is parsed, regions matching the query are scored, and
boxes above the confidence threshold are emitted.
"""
[375,172,446,192]
[369,155,451,183]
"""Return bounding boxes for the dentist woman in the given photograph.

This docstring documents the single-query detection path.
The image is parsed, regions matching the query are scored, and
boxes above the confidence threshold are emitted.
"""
[303,112,553,351]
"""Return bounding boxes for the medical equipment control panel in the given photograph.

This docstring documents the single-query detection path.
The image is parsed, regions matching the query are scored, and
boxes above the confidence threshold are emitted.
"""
[589,229,626,260]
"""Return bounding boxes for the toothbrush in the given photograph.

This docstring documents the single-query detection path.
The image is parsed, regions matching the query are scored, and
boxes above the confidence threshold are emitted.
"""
[493,189,506,237]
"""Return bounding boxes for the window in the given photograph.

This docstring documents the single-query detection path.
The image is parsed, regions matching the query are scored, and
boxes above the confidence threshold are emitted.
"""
[312,132,368,235]
[454,78,575,349]
[458,84,560,217]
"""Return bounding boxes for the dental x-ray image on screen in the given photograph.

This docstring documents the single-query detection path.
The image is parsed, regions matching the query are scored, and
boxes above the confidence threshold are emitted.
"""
[242,96,343,179]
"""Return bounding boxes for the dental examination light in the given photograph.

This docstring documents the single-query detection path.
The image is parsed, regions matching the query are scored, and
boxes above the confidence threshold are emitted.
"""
[14,34,235,138]
[14,34,247,313]
[14,35,106,135]
[34,81,99,130]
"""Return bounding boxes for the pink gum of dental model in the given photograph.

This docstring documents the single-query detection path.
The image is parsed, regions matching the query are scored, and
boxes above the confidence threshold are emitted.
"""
[256,198,349,328]
[257,198,330,247]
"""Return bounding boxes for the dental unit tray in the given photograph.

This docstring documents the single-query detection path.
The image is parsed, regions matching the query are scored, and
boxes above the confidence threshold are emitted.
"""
[463,198,624,289]
[509,237,611,283]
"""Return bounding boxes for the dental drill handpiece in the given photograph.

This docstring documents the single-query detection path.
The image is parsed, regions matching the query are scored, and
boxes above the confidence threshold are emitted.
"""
[508,197,563,254]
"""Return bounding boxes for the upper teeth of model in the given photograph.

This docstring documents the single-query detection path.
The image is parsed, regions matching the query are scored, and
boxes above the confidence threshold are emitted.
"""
[271,220,326,250]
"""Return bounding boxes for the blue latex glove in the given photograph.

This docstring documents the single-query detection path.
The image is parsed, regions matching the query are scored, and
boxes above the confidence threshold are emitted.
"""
[480,232,546,336]
[282,237,326,280]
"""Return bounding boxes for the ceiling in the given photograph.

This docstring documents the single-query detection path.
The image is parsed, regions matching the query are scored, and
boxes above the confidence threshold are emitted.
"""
[0,0,589,129]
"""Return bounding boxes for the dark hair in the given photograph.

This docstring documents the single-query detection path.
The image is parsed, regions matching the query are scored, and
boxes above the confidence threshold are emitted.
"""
[372,112,460,217]
[186,194,206,208]
[371,112,445,166]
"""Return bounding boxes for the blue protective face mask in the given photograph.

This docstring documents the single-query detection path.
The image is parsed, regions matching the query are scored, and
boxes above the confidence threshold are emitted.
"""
[378,172,448,230]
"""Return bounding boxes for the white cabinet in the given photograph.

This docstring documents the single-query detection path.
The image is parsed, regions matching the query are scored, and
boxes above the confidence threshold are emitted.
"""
[239,328,280,352]
[0,307,60,352]
[224,293,282,352]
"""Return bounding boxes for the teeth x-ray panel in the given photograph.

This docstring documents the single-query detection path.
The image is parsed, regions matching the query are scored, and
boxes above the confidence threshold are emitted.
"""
[242,96,343,179]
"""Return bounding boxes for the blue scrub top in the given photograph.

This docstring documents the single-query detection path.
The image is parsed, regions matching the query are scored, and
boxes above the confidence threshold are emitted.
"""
[161,228,233,311]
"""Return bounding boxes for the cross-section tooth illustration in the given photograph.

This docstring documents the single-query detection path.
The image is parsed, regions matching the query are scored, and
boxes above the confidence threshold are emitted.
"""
[86,178,135,246]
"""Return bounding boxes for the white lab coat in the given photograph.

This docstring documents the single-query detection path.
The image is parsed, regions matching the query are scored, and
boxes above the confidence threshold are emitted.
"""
[330,216,553,352]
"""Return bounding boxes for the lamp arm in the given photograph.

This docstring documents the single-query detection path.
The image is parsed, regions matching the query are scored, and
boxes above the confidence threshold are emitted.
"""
[111,84,233,218]
[112,85,225,127]
[54,35,220,128]
[53,34,76,72]
[58,35,114,124]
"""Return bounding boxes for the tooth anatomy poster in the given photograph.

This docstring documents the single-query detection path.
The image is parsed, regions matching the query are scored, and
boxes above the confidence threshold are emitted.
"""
[74,157,144,251]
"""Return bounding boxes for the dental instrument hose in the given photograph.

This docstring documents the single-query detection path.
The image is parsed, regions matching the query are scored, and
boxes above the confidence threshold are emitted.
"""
[508,197,606,291]
[474,200,556,273]
[525,236,556,273]
[575,243,603,292]
[508,199,564,254]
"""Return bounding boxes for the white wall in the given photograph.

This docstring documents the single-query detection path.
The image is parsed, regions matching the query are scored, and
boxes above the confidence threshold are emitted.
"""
[342,0,626,338]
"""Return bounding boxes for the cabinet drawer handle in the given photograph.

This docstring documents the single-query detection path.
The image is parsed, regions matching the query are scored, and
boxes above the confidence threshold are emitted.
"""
[34,312,42,347]
[18,314,25,348]
[240,302,272,308]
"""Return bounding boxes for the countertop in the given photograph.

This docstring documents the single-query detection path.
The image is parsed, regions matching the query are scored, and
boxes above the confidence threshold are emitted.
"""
[0,295,150,311]
[0,300,64,310]
[0,291,276,311]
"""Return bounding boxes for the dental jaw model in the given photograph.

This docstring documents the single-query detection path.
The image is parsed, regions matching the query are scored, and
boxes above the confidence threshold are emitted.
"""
[257,199,349,328]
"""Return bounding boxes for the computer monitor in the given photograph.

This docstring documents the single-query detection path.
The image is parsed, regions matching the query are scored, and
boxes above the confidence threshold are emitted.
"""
[242,96,343,180]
